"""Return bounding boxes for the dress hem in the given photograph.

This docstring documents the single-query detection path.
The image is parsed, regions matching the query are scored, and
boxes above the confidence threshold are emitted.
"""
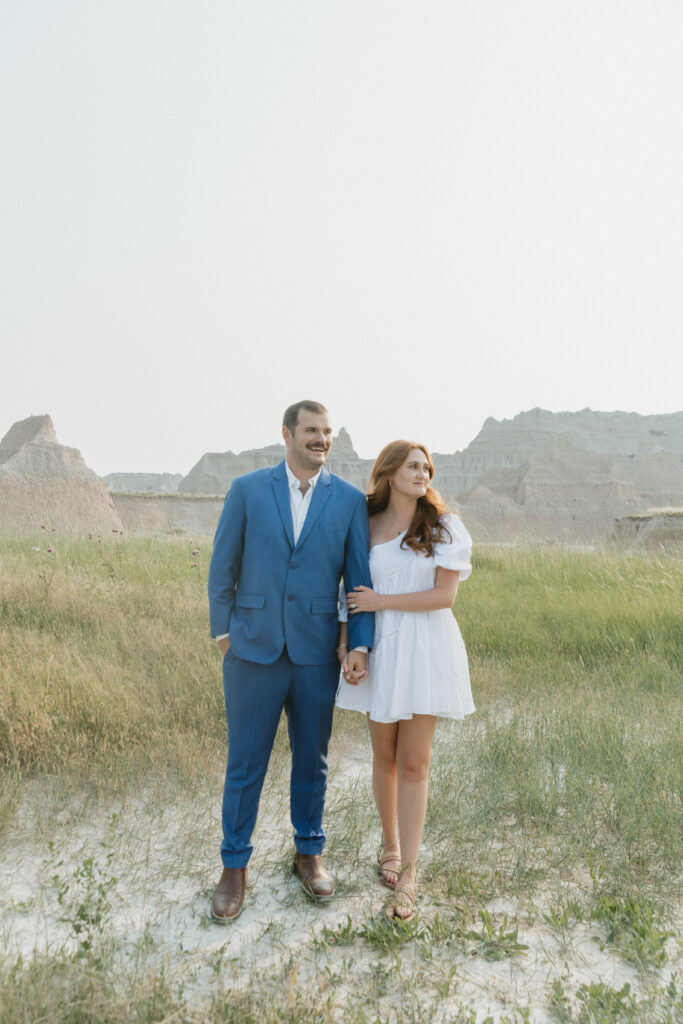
[336,704,475,724]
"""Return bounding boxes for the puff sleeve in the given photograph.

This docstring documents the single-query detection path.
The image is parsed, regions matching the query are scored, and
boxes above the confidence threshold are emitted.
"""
[433,514,472,582]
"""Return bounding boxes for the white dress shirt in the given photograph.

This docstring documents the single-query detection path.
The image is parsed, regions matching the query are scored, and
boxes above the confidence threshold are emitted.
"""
[285,460,321,543]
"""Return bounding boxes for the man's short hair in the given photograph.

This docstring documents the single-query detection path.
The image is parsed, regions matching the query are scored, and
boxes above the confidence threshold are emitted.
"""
[282,400,328,433]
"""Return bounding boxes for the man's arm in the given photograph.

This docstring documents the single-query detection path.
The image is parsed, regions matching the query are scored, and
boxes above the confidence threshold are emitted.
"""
[343,492,375,651]
[208,479,246,639]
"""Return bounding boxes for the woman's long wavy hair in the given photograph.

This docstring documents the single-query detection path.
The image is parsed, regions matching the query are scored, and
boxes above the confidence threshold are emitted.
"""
[367,441,451,557]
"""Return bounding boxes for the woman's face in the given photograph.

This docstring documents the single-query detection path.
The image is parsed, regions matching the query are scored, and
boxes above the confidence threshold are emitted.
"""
[391,448,431,500]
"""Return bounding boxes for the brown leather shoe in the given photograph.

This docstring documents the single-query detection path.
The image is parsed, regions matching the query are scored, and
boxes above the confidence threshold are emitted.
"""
[294,853,335,901]
[211,867,247,922]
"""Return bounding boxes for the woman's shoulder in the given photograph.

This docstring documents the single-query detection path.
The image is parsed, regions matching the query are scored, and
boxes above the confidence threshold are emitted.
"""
[368,509,391,541]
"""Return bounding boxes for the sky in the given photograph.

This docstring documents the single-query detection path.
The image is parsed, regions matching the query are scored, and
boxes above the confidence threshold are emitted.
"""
[1,1,682,476]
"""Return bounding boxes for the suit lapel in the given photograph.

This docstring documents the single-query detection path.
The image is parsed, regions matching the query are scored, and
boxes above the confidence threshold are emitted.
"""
[271,461,295,549]
[295,467,332,551]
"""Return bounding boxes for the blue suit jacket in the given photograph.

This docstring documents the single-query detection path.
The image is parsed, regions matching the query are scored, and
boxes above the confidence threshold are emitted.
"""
[208,461,374,665]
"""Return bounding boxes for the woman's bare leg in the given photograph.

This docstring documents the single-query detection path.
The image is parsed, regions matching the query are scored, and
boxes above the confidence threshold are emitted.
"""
[368,717,400,884]
[393,714,437,915]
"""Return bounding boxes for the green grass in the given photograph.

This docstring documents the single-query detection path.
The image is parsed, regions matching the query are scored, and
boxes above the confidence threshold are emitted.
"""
[548,976,683,1023]
[423,544,683,905]
[590,893,674,968]
[0,533,223,780]
[1,537,679,774]
[461,545,681,678]
[0,534,681,1022]
[1,535,681,896]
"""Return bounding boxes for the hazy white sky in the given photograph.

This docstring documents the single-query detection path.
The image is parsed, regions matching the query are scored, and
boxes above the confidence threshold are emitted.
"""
[2,1,682,476]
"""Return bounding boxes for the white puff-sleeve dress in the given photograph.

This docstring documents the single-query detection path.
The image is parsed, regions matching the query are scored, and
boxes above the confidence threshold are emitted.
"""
[336,514,475,724]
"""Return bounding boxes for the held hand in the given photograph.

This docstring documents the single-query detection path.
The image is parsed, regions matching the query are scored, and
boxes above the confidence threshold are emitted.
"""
[217,636,231,655]
[345,586,383,614]
[341,649,368,686]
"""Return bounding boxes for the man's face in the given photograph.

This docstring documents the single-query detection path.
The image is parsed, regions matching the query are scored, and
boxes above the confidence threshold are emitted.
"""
[283,410,333,472]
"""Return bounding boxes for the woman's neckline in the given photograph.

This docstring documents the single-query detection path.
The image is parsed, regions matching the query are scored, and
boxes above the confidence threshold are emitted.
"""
[370,530,406,552]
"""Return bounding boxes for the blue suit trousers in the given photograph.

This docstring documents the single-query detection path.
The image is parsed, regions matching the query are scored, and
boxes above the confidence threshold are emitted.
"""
[220,647,340,868]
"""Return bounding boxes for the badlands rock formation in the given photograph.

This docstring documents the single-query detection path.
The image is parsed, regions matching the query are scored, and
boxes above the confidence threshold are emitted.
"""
[178,442,285,494]
[5,408,681,542]
[325,427,374,490]
[430,408,683,498]
[464,407,683,460]
[457,414,683,541]
[611,510,683,551]
[178,428,373,494]
[0,415,122,534]
[171,410,683,542]
[460,436,630,541]
[103,472,183,493]
[112,494,224,536]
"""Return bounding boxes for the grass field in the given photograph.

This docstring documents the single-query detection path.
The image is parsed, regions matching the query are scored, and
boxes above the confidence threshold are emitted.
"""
[0,534,681,1022]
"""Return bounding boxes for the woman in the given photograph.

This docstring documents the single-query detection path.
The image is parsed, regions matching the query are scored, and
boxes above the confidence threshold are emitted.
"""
[336,441,474,921]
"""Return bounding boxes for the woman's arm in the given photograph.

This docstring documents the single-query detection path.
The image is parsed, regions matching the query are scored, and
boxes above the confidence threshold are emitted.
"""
[347,568,460,614]
[337,621,349,664]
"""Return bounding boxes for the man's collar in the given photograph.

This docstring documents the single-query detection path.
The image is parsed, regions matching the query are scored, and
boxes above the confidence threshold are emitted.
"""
[285,459,321,491]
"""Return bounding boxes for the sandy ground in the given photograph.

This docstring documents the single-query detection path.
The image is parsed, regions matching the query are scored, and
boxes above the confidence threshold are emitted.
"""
[1,735,680,1022]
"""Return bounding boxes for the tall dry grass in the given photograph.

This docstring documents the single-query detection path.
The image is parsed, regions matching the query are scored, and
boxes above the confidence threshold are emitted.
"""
[0,533,223,778]
[1,535,680,781]
[0,534,681,1022]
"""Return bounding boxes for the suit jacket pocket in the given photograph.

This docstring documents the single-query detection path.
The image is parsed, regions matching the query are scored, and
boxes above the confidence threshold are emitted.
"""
[311,598,338,615]
[236,594,265,609]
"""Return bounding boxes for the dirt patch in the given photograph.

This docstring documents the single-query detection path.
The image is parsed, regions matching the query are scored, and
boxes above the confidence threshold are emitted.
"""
[1,733,680,1021]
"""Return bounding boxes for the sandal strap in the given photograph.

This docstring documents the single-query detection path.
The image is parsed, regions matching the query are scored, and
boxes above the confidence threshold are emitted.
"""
[393,881,416,907]
[379,851,401,867]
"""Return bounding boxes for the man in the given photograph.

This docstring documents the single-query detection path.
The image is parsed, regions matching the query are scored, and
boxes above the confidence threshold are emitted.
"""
[208,400,374,922]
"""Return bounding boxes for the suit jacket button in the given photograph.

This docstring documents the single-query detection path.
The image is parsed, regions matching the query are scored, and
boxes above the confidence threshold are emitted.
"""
[287,594,295,601]
[290,562,298,569]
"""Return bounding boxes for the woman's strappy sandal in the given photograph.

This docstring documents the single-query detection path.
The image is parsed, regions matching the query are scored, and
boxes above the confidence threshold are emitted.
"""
[377,849,402,889]
[384,880,416,922]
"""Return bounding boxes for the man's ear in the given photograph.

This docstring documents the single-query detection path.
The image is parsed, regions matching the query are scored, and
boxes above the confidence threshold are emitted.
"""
[282,425,291,444]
